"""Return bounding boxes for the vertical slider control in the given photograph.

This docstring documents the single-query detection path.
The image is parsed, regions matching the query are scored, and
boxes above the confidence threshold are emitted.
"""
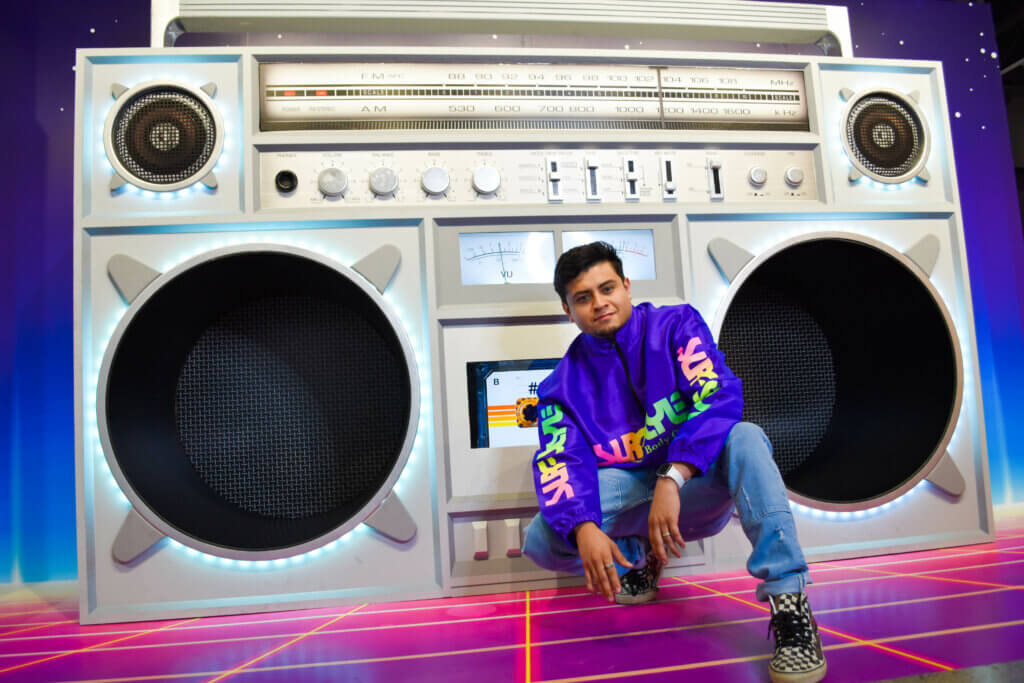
[505,519,522,558]
[585,158,601,202]
[623,157,640,201]
[472,521,489,560]
[661,157,678,201]
[707,159,724,201]
[546,158,563,203]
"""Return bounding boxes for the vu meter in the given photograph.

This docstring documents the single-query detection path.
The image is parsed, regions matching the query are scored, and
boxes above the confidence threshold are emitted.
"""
[561,229,657,280]
[458,232,556,285]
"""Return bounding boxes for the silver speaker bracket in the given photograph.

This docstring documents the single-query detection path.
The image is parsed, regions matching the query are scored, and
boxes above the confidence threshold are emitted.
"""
[95,243,422,562]
[710,231,965,513]
[103,80,225,193]
[840,87,931,186]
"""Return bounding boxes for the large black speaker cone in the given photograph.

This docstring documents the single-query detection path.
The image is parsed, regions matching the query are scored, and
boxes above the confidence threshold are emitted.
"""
[102,250,414,553]
[718,237,959,507]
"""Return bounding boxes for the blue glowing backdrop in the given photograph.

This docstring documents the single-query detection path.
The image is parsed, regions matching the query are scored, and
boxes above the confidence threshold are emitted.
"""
[2,0,1021,583]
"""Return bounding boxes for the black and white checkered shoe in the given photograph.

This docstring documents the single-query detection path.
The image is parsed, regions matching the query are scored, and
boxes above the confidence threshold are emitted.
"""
[767,593,827,683]
[614,552,663,605]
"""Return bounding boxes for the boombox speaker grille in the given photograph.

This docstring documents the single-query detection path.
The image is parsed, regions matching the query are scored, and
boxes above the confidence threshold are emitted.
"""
[844,92,926,181]
[719,238,958,506]
[104,251,413,552]
[110,85,217,186]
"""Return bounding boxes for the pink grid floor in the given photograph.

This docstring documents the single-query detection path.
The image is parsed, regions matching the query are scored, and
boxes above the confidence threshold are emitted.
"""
[2,528,1023,682]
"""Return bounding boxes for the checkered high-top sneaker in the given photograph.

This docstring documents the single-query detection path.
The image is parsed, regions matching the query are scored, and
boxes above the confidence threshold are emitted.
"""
[614,551,663,605]
[767,593,827,683]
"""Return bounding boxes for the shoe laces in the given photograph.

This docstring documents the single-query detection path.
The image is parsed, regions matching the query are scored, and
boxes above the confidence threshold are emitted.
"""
[768,610,811,647]
[620,569,651,594]
[767,597,812,648]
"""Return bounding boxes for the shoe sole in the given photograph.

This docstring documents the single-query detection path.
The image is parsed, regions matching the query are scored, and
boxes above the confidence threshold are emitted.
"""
[768,660,826,683]
[613,590,659,605]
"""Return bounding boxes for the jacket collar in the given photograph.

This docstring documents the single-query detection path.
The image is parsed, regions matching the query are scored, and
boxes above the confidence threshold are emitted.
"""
[580,302,647,352]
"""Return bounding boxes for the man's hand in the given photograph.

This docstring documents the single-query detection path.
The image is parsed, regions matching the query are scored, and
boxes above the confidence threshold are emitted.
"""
[575,522,633,602]
[649,464,694,564]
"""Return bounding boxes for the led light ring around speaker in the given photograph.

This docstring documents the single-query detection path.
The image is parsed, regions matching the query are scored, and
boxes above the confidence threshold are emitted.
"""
[103,81,224,192]
[95,244,420,560]
[714,233,962,512]
[841,89,930,184]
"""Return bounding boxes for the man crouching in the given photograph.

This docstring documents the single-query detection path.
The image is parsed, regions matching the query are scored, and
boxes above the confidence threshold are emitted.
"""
[523,241,826,683]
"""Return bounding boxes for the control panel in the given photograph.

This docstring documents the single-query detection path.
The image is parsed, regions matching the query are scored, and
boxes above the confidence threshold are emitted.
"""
[259,148,817,208]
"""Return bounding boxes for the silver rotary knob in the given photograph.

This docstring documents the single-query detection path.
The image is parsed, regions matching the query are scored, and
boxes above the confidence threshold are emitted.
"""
[421,166,450,196]
[369,167,399,197]
[748,166,768,187]
[785,166,805,187]
[317,168,348,197]
[472,166,501,195]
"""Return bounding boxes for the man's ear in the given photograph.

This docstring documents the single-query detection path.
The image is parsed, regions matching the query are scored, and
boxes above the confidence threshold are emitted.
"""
[624,277,632,299]
[562,301,573,322]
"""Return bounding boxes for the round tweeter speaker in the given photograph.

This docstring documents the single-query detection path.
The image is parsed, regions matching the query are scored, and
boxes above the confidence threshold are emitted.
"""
[841,90,930,184]
[104,81,224,192]
[717,234,962,511]
[96,245,419,559]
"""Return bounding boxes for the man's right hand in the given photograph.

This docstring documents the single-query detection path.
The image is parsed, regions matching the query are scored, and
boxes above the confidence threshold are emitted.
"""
[574,522,633,602]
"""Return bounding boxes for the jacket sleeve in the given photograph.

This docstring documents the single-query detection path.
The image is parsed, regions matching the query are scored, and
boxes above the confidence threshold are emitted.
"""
[666,306,744,474]
[533,400,602,545]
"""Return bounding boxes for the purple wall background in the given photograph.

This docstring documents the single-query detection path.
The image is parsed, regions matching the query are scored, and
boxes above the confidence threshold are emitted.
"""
[2,0,1021,583]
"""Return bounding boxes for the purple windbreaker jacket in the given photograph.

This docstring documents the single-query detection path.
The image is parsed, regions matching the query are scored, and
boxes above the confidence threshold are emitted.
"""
[532,302,744,543]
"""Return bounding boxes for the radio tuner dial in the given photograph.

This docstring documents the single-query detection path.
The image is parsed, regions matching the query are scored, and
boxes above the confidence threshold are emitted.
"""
[421,166,450,196]
[472,165,501,195]
[317,168,348,197]
[748,166,768,187]
[785,166,805,187]
[369,167,399,197]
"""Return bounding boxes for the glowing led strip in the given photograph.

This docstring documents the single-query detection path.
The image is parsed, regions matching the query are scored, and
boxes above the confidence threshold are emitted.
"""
[788,481,926,520]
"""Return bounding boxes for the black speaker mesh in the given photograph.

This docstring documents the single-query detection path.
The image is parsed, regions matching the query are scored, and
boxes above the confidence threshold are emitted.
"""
[845,93,925,179]
[111,85,216,185]
[716,239,958,505]
[174,295,406,521]
[719,288,836,476]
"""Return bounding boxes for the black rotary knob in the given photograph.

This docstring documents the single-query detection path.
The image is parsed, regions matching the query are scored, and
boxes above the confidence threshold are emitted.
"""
[275,170,298,194]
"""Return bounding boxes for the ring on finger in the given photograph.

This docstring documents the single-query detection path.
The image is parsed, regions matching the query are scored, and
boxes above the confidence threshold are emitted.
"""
[662,532,672,538]
[604,563,615,570]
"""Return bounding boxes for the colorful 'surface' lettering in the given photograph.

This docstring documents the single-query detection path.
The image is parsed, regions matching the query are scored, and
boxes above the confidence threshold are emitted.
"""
[537,457,573,505]
[645,390,687,437]
[593,426,646,465]
[677,336,721,416]
[536,404,575,505]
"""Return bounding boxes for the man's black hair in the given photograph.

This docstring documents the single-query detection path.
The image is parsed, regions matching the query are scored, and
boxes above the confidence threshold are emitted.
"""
[553,241,625,304]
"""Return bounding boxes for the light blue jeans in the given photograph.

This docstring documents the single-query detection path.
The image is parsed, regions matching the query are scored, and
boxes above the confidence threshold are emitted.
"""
[522,422,810,600]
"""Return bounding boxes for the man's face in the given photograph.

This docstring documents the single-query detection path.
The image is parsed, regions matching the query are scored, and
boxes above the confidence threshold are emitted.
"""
[562,261,632,339]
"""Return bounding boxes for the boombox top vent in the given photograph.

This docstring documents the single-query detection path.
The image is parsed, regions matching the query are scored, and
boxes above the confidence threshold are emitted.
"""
[104,81,223,193]
[840,87,931,185]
